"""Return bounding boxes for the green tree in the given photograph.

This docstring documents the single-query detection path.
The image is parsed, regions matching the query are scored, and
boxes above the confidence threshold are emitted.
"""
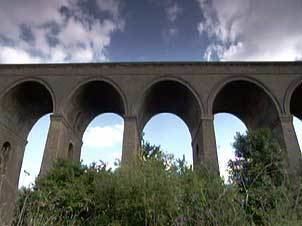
[228,129,301,225]
[228,129,286,188]
[139,136,162,160]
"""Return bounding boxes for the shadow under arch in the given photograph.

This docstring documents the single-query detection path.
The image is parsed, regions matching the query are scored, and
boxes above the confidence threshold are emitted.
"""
[210,78,281,131]
[63,80,126,140]
[287,78,302,154]
[137,78,203,136]
[208,76,282,117]
[287,78,302,119]
[0,80,54,138]
[0,78,56,112]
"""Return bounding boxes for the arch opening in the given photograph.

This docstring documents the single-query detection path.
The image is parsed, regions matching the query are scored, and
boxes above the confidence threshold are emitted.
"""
[212,80,283,181]
[290,83,302,120]
[65,81,125,137]
[293,117,302,152]
[214,113,247,182]
[0,81,53,137]
[212,80,280,130]
[81,113,124,169]
[142,113,193,165]
[18,114,51,188]
[138,80,201,135]
[290,83,302,152]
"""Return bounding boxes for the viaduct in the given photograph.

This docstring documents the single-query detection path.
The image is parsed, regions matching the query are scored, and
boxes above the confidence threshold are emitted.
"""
[0,62,302,224]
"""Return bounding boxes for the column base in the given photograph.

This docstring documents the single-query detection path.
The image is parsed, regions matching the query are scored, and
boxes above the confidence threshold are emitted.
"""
[0,175,17,226]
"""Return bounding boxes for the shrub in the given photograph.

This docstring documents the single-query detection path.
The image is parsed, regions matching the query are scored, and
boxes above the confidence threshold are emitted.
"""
[14,157,246,225]
[13,130,302,225]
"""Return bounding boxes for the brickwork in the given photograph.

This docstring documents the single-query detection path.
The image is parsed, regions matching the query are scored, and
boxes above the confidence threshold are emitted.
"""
[0,62,302,224]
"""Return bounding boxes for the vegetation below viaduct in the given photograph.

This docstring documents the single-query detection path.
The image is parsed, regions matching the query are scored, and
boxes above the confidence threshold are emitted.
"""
[13,129,302,226]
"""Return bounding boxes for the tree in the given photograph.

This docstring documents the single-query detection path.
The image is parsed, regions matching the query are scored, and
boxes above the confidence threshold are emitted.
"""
[228,129,286,188]
[139,135,162,160]
[228,129,292,225]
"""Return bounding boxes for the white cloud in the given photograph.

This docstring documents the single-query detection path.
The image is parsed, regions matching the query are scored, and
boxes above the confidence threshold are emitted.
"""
[83,124,124,149]
[197,23,205,35]
[0,0,123,63]
[96,0,120,18]
[0,0,64,36]
[197,0,302,61]
[168,28,178,36]
[166,3,182,22]
[162,2,182,40]
[0,46,41,64]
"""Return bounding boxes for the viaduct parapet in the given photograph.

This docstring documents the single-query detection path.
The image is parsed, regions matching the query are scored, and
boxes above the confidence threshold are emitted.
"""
[0,62,302,224]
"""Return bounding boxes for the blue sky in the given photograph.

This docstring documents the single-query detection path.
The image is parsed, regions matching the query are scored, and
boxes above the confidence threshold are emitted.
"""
[0,0,301,187]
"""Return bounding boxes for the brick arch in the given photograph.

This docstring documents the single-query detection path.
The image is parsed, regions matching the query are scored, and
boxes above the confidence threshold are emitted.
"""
[209,77,285,155]
[0,79,54,137]
[0,77,56,112]
[208,76,282,118]
[63,79,127,137]
[210,77,280,130]
[284,77,302,119]
[137,77,203,137]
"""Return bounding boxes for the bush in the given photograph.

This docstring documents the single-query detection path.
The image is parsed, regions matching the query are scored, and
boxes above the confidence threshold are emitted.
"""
[14,158,246,225]
[13,130,302,225]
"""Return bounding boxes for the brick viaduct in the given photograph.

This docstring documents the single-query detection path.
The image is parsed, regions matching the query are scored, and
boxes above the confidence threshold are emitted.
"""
[0,62,302,224]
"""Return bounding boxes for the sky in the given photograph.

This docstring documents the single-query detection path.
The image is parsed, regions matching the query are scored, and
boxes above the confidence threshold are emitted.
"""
[0,0,301,187]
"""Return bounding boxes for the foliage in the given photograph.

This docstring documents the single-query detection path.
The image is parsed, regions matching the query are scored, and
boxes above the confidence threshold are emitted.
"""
[228,129,286,188]
[14,157,245,225]
[13,130,302,225]
[139,136,163,161]
[228,128,302,225]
